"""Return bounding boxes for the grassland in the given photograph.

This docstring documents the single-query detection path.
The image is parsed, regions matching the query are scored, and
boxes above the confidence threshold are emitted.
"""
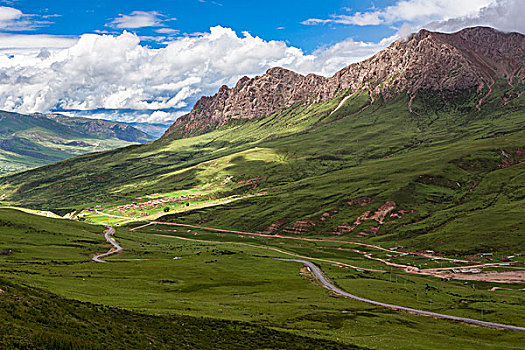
[0,83,524,348]
[1,208,524,349]
[0,208,359,349]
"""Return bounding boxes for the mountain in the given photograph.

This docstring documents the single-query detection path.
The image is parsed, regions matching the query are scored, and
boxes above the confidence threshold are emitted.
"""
[166,26,524,139]
[1,26,524,350]
[124,121,171,138]
[0,111,154,174]
[41,114,154,143]
[0,26,524,254]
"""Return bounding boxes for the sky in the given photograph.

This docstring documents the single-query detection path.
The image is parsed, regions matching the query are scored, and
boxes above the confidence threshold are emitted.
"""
[0,0,523,124]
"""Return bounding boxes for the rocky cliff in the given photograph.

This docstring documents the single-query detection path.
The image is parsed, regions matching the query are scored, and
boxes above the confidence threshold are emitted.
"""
[164,27,525,139]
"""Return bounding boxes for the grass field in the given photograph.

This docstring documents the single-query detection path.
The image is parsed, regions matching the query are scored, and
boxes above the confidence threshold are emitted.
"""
[1,208,524,349]
[0,82,524,348]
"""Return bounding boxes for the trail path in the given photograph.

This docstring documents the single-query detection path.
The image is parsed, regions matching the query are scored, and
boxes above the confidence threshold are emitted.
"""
[149,220,467,263]
[146,221,525,283]
[155,234,383,272]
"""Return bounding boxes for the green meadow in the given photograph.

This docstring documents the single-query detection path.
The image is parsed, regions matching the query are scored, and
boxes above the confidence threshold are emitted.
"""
[0,83,524,348]
[1,208,524,349]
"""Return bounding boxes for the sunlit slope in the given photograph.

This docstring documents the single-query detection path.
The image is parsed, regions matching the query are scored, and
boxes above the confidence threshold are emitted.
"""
[0,84,524,253]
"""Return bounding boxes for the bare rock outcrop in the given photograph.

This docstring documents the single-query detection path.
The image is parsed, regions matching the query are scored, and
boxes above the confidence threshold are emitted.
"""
[164,27,525,139]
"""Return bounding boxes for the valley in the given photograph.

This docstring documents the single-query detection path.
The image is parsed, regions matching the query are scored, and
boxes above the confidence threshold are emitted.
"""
[1,208,524,349]
[0,26,524,349]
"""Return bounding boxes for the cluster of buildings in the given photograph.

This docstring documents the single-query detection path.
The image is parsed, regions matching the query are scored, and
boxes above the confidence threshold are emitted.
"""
[110,194,200,213]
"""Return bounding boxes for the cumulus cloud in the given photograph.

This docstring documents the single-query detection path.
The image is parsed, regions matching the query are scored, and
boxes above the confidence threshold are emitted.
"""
[0,6,21,22]
[0,26,394,123]
[108,10,174,29]
[425,0,525,33]
[302,0,494,27]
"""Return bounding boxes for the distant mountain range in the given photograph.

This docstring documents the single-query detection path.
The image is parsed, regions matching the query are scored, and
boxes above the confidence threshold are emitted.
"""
[0,111,154,174]
[123,122,171,138]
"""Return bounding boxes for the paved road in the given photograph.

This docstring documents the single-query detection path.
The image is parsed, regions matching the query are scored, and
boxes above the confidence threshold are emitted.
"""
[88,224,524,331]
[92,225,122,263]
[278,258,525,332]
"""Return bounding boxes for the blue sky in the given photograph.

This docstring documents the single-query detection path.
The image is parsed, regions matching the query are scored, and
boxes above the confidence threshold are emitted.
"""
[0,0,522,124]
[5,0,398,52]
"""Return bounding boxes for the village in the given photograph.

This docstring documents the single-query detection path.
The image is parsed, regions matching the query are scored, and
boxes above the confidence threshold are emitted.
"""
[91,193,202,217]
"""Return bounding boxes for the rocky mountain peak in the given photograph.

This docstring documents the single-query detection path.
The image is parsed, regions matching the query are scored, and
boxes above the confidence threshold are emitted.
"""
[164,26,525,139]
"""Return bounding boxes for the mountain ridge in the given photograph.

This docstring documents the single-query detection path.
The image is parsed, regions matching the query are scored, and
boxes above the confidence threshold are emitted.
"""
[35,113,154,143]
[0,110,154,174]
[165,26,525,139]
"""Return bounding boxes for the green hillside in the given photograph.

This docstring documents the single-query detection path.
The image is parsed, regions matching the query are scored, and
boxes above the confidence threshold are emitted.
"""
[1,82,523,254]
[0,111,154,175]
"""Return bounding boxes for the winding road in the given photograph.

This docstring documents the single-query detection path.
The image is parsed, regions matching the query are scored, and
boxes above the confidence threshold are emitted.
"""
[89,222,524,331]
[279,258,525,332]
[92,225,122,262]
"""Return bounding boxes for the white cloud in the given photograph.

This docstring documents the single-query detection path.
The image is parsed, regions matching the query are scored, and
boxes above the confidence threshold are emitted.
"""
[425,0,525,33]
[155,27,179,34]
[0,33,77,50]
[302,0,494,27]
[398,23,413,41]
[302,11,382,26]
[305,34,396,75]
[0,26,393,123]
[146,110,177,123]
[108,10,174,29]
[0,5,21,22]
[0,5,53,30]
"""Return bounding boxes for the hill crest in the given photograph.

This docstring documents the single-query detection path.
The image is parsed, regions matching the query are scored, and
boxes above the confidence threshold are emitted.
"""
[164,26,525,139]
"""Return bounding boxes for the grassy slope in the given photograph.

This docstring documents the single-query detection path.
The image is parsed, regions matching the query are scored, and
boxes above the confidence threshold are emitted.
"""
[1,208,524,350]
[0,83,524,254]
[0,208,357,350]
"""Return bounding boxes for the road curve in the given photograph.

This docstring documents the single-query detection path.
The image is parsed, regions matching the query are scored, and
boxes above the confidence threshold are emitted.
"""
[92,225,122,263]
[279,258,525,332]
